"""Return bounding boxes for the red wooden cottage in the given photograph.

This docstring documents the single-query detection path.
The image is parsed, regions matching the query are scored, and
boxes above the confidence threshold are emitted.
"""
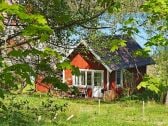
[63,36,153,98]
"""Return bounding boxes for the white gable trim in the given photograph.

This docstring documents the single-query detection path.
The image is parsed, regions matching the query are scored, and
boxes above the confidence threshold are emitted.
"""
[62,70,65,83]
[107,70,109,90]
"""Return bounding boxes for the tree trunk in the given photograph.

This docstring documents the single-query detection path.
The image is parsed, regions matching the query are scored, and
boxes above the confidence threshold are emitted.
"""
[165,91,168,105]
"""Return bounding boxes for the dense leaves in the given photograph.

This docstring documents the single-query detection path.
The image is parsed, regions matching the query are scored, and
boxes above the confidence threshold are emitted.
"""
[110,39,126,52]
[137,47,168,102]
[137,76,160,94]
[0,95,68,125]
[141,0,168,47]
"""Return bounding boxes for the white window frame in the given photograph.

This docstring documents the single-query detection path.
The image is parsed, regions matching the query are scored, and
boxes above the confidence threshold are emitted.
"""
[72,69,104,87]
[94,71,103,87]
[115,70,123,87]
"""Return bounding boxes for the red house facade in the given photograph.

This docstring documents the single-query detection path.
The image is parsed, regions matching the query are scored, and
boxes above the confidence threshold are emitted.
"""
[63,37,153,98]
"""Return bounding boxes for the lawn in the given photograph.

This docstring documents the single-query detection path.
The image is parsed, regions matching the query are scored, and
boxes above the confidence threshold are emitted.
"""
[0,93,168,126]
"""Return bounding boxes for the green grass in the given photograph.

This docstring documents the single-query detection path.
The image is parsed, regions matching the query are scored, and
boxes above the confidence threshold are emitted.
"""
[1,94,168,126]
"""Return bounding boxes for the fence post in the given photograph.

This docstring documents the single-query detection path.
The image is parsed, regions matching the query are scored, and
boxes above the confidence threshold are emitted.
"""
[98,99,100,114]
[142,100,145,119]
[165,91,168,105]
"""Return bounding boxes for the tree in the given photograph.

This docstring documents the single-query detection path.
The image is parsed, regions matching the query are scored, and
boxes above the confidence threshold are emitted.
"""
[136,0,168,103]
[0,1,78,98]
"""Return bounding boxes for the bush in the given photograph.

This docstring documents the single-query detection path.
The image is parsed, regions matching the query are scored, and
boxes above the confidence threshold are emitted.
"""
[0,95,68,125]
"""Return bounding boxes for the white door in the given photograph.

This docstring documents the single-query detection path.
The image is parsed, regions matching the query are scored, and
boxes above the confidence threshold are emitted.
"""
[92,87,103,97]
[92,72,104,98]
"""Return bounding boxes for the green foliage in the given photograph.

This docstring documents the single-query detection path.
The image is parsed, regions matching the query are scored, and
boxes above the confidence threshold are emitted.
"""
[1,94,168,125]
[119,26,139,36]
[110,39,126,52]
[133,47,151,57]
[69,86,80,96]
[145,34,168,46]
[43,76,69,92]
[141,0,168,22]
[44,47,62,60]
[57,60,80,76]
[141,47,168,102]
[108,1,121,13]
[8,47,61,59]
[0,71,18,90]
[0,2,53,41]
[124,18,135,25]
[5,63,35,85]
[0,95,68,125]
[22,25,52,41]
[0,88,4,99]
[0,1,56,99]
[5,47,71,93]
[141,0,168,47]
[137,76,160,94]
[0,56,3,67]
[8,49,23,58]
[0,16,4,31]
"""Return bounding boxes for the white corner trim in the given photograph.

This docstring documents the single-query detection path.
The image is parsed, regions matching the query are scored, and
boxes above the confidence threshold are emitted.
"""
[63,70,65,83]
[72,75,75,85]
[107,71,109,90]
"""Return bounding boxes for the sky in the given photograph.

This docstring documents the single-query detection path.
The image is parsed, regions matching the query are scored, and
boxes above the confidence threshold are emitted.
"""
[99,13,149,48]
[71,28,148,48]
[100,27,148,48]
[134,27,148,48]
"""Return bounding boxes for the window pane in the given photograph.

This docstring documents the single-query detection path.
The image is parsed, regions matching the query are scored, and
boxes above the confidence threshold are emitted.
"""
[94,72,102,86]
[87,72,92,85]
[81,71,85,85]
[116,70,121,85]
[75,76,80,85]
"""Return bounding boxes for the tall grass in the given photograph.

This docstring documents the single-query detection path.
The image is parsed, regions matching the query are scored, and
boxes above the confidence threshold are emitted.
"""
[0,94,168,126]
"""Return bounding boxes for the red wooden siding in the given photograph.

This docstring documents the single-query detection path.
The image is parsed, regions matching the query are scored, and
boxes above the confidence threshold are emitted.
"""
[64,51,107,89]
[64,69,72,85]
[127,66,146,86]
[109,66,147,94]
[109,71,116,90]
[35,75,53,93]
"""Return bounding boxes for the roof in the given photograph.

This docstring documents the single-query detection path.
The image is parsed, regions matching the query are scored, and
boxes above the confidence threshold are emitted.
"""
[68,36,154,72]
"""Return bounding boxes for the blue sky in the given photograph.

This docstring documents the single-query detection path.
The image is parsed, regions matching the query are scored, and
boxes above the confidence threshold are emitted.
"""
[100,27,148,48]
[133,27,148,48]
[71,20,149,48]
[99,13,149,48]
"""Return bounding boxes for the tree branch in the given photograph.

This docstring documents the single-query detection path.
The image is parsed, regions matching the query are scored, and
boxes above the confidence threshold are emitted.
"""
[6,32,22,41]
[0,36,39,50]
[54,3,112,30]
[80,24,113,29]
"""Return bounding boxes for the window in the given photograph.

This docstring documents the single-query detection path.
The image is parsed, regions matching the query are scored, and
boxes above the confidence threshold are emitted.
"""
[94,72,102,86]
[81,71,85,85]
[115,70,123,87]
[72,69,104,87]
[74,76,80,86]
[87,71,92,85]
